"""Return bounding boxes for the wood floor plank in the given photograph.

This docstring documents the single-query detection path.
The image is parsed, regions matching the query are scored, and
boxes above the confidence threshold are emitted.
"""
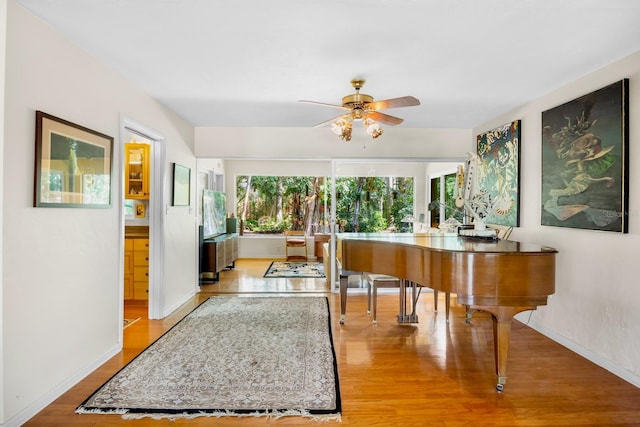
[24,259,640,426]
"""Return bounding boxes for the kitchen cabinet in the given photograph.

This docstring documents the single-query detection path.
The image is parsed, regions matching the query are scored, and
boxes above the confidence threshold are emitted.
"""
[125,143,150,199]
[123,238,133,299]
[124,236,149,300]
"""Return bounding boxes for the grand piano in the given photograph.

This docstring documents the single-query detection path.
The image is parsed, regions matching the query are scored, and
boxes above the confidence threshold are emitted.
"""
[337,232,557,392]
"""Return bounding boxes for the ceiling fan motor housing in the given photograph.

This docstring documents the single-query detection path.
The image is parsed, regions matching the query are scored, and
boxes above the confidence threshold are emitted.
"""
[342,79,373,119]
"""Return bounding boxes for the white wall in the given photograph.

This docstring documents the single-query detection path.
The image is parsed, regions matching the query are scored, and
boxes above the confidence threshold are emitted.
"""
[195,127,471,159]
[0,0,6,423]
[474,51,640,386]
[1,1,197,425]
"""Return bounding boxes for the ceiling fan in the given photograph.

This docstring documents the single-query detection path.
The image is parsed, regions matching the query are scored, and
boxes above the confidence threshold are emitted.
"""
[299,79,420,141]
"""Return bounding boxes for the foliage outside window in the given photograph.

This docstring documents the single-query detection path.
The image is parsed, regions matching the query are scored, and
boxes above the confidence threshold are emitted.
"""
[236,175,414,234]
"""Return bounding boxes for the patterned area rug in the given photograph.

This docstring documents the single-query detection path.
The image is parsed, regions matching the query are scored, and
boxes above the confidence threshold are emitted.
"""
[77,297,341,420]
[263,261,325,278]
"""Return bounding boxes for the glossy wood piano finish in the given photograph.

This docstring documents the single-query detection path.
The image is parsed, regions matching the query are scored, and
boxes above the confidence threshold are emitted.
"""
[338,232,558,391]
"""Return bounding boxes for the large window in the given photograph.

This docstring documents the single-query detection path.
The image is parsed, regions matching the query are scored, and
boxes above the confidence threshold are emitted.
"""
[236,175,414,234]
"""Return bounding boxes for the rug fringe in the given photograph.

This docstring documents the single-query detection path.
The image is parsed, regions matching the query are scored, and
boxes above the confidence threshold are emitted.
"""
[75,407,129,415]
[120,409,341,422]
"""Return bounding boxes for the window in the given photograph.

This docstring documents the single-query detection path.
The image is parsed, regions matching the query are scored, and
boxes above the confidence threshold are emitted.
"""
[236,175,414,234]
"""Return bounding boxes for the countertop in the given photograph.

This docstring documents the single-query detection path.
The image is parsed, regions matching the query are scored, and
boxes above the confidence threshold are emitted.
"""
[125,226,149,238]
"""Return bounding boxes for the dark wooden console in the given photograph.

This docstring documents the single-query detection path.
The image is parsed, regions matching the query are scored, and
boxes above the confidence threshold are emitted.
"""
[200,232,238,283]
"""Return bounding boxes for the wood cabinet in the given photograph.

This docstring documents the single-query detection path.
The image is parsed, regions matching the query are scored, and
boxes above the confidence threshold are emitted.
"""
[202,234,238,283]
[123,239,133,299]
[125,143,150,199]
[124,237,149,300]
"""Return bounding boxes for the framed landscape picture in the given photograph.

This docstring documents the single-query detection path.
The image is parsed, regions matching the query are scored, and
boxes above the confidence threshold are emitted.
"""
[541,79,629,233]
[34,111,113,208]
[475,120,521,227]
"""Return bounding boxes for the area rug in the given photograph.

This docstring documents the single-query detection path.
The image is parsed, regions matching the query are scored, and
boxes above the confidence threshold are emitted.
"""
[263,261,325,278]
[77,296,341,420]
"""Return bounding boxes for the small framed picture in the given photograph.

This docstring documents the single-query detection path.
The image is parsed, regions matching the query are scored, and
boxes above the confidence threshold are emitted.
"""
[172,163,191,206]
[135,203,146,218]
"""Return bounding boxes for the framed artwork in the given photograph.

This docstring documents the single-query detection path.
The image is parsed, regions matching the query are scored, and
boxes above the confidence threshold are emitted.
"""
[475,120,521,226]
[172,163,191,206]
[541,79,629,233]
[34,111,113,208]
[135,203,146,218]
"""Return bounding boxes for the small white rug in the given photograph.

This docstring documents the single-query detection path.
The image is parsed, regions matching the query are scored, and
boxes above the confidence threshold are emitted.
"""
[263,261,325,278]
[77,297,341,420]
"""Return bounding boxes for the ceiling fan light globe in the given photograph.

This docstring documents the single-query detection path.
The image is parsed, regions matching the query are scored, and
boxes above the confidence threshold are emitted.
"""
[340,123,353,141]
[364,118,383,138]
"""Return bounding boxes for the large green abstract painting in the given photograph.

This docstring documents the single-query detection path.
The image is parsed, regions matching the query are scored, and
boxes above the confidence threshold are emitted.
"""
[476,120,521,227]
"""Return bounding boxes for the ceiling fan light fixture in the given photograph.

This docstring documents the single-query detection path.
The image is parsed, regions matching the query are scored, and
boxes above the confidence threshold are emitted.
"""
[331,117,352,141]
[364,117,383,139]
[302,79,420,142]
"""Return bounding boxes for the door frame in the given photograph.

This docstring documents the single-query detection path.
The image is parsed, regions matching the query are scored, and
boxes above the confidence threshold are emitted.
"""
[119,115,166,321]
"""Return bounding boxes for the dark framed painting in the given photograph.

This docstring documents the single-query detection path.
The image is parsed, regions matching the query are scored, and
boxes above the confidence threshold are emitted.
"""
[541,79,629,233]
[172,163,191,206]
[34,111,113,208]
[475,120,521,226]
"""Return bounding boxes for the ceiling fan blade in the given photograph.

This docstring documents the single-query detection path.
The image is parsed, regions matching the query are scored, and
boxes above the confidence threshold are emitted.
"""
[312,114,350,128]
[299,100,349,110]
[366,111,404,126]
[366,96,420,111]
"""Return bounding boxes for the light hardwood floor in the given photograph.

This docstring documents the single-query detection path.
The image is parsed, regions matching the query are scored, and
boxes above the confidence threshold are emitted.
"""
[25,259,640,426]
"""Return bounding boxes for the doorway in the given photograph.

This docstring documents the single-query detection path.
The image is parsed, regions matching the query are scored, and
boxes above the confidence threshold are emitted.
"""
[121,117,165,322]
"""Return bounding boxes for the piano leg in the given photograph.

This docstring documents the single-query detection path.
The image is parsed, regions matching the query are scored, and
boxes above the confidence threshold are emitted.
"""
[434,290,451,322]
[339,274,348,324]
[397,280,419,323]
[493,315,512,393]
[445,292,451,323]
[469,305,536,392]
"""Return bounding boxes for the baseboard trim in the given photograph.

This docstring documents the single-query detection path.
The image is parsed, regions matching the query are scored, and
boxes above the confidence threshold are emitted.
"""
[162,290,197,318]
[4,344,121,427]
[526,318,640,388]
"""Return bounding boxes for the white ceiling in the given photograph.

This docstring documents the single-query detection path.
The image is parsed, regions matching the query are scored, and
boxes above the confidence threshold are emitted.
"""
[15,0,640,129]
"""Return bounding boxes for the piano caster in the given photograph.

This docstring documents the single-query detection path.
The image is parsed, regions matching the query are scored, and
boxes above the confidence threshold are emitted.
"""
[339,315,345,325]
[496,376,506,393]
[464,305,474,324]
[496,383,504,393]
